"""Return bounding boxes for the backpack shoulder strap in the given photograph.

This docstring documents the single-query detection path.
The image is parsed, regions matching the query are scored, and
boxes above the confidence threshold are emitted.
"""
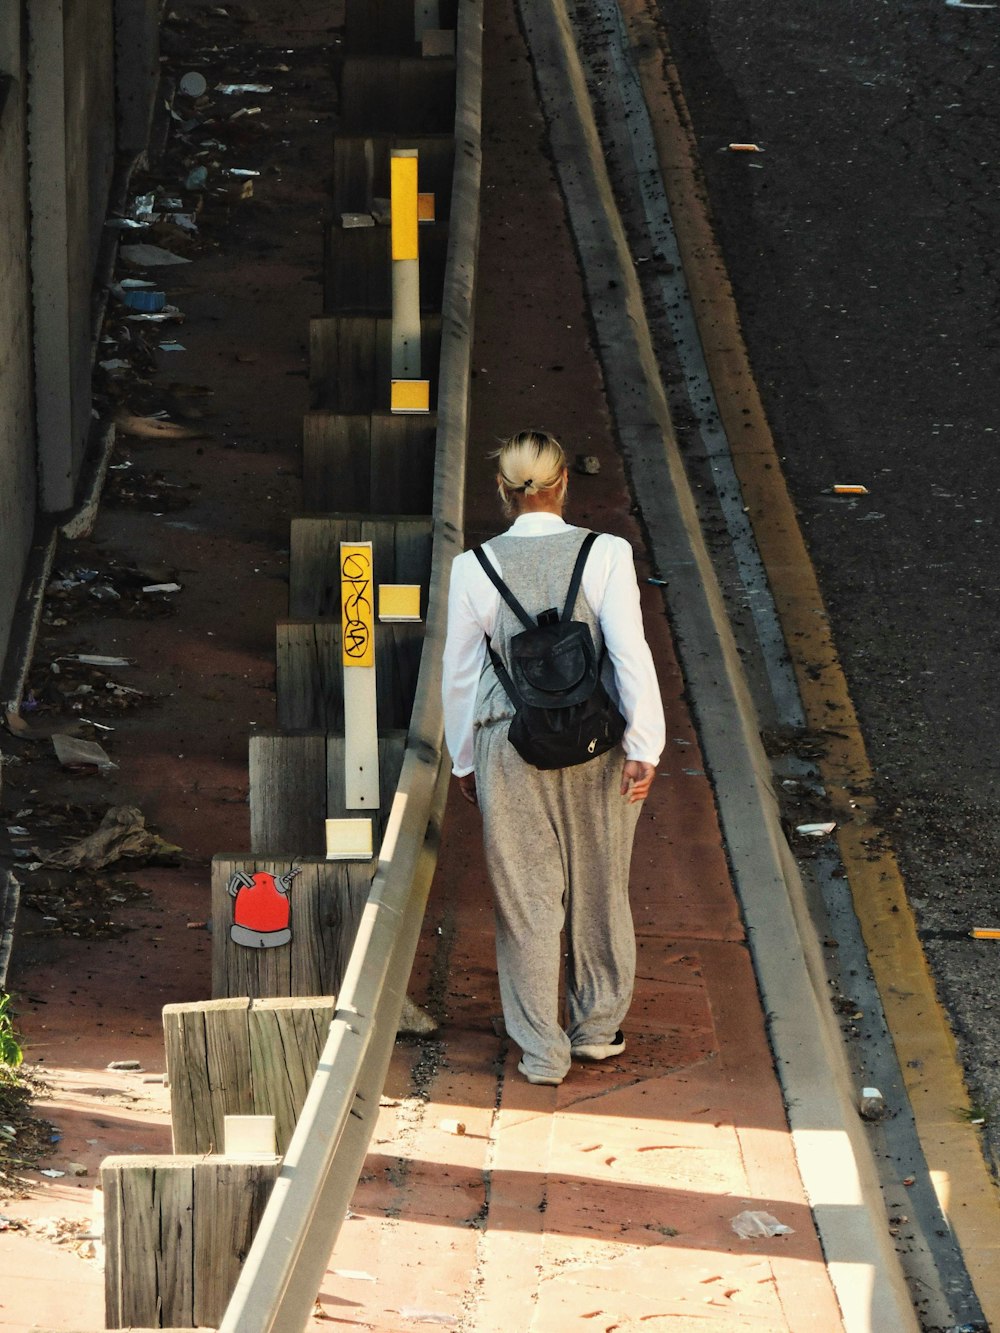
[472,545,535,629]
[561,531,598,622]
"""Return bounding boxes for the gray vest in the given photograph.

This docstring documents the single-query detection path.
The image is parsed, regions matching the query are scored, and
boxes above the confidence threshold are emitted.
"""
[473,527,606,730]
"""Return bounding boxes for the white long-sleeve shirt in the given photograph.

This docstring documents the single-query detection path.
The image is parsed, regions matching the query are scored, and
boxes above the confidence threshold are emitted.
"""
[442,513,666,776]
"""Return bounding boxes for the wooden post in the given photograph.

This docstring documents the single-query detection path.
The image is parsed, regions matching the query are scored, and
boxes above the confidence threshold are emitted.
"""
[301,412,437,513]
[102,1154,280,1329]
[211,856,375,1000]
[250,732,407,855]
[162,996,336,1155]
[390,149,421,380]
[275,619,423,731]
[288,514,432,620]
[309,315,441,412]
[340,541,380,812]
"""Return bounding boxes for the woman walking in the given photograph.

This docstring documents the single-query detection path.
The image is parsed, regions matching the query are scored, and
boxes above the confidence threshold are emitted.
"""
[442,430,665,1085]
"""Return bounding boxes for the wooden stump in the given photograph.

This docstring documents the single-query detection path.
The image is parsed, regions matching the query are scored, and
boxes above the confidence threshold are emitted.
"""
[163,996,336,1155]
[344,0,458,54]
[275,618,423,731]
[332,133,455,218]
[308,314,442,412]
[102,1154,280,1329]
[249,731,407,854]
[340,56,457,133]
[301,412,437,513]
[211,856,376,999]
[323,221,449,315]
[288,512,432,619]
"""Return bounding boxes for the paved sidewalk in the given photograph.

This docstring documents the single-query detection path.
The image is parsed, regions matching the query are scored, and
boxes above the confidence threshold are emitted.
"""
[313,0,845,1327]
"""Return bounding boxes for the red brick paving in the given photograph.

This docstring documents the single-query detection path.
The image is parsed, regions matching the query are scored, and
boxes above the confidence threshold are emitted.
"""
[0,0,845,1327]
[309,1,843,1326]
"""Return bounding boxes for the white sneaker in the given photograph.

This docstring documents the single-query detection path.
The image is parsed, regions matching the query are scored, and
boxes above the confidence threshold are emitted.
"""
[517,1060,563,1086]
[571,1030,626,1061]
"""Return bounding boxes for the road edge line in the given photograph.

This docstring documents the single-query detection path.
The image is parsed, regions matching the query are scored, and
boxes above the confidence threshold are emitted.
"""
[517,0,919,1327]
[617,0,1000,1321]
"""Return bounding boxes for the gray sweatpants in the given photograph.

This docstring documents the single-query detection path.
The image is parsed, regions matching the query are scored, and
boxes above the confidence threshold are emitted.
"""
[475,720,642,1081]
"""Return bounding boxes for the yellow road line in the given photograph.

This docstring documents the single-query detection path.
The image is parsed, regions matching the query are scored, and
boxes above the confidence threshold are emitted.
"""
[618,0,1000,1315]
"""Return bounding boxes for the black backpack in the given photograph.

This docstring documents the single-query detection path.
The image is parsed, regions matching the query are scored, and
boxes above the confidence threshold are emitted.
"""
[473,532,626,770]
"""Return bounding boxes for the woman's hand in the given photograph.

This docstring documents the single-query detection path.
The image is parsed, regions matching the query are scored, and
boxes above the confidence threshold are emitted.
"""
[621,760,655,804]
[457,772,478,806]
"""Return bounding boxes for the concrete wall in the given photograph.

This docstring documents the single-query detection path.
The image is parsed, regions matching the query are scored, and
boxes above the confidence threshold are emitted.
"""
[115,0,162,156]
[0,0,159,678]
[0,4,38,675]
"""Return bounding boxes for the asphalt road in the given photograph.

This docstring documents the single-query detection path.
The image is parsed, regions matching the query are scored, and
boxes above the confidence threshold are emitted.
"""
[658,0,1000,1164]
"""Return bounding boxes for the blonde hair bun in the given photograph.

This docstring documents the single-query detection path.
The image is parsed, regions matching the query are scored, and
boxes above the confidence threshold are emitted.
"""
[493,430,566,511]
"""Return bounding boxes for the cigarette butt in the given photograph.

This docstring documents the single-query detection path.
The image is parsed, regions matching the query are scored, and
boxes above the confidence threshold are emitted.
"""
[440,1119,467,1135]
[833,484,869,495]
[729,142,762,152]
[971,927,1000,940]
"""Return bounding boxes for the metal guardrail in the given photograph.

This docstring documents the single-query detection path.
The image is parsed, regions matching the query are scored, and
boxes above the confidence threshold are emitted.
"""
[216,4,483,1328]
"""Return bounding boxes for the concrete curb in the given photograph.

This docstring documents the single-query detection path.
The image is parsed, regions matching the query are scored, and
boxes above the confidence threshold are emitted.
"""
[517,1,919,1329]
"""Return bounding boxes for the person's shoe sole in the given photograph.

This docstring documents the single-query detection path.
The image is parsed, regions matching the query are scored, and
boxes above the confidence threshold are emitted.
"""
[517,1060,563,1086]
[571,1030,626,1061]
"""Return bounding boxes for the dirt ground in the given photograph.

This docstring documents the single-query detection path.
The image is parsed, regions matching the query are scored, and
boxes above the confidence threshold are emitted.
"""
[0,0,633,1317]
[0,0,346,1322]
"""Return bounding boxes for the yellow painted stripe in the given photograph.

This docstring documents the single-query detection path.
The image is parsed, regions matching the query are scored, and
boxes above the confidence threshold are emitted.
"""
[340,542,375,669]
[619,0,1000,1314]
[391,153,420,261]
[390,379,430,414]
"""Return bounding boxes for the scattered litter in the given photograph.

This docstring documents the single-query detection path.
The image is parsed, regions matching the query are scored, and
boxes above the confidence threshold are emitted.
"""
[397,995,438,1035]
[142,582,182,594]
[59,654,133,667]
[105,217,147,230]
[99,358,131,372]
[397,1313,459,1327]
[170,212,199,233]
[52,735,117,771]
[833,484,869,495]
[130,193,158,220]
[44,805,180,872]
[341,212,375,228]
[229,106,263,120]
[730,1210,794,1239]
[796,821,837,837]
[682,768,705,776]
[120,278,157,288]
[178,70,208,97]
[647,577,668,587]
[859,1087,889,1121]
[575,453,601,475]
[903,1175,916,1186]
[332,1269,376,1282]
[120,287,167,310]
[159,341,186,352]
[7,826,30,837]
[970,927,1000,940]
[39,1169,66,1179]
[186,920,208,929]
[439,1119,466,1136]
[115,409,203,440]
[67,1163,88,1177]
[119,243,191,267]
[126,307,183,323]
[226,167,261,177]
[107,1060,142,1071]
[185,165,209,190]
[729,143,763,152]
[215,82,273,94]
